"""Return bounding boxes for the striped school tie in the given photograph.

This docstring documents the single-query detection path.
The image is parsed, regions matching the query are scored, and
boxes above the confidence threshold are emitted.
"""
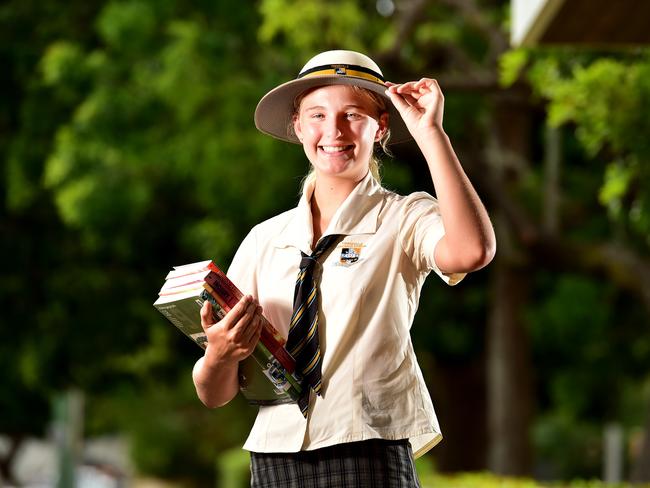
[287,234,341,417]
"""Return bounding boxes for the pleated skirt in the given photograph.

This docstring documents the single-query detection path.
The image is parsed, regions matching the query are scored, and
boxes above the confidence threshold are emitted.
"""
[249,438,421,488]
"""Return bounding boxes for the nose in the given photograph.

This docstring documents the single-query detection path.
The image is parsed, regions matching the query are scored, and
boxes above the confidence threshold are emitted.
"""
[324,115,344,139]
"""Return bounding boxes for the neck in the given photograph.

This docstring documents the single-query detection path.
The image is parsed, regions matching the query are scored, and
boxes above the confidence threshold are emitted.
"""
[309,173,364,245]
[313,176,357,215]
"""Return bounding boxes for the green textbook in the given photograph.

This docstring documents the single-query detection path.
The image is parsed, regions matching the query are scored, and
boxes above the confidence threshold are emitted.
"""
[154,261,302,405]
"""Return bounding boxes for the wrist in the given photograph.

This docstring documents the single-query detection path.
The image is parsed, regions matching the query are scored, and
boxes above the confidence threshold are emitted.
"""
[412,124,447,144]
[203,346,237,371]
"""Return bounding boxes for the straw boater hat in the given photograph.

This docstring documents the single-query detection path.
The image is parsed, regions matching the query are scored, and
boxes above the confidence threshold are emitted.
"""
[254,50,412,145]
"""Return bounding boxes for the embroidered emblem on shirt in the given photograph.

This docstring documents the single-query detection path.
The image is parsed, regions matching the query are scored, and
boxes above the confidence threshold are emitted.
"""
[338,242,365,266]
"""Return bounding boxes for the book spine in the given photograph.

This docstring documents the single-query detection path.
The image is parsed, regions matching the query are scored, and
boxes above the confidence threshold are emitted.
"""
[206,269,286,344]
[200,285,227,321]
[204,269,291,361]
[204,268,242,308]
[202,282,233,316]
[259,325,295,372]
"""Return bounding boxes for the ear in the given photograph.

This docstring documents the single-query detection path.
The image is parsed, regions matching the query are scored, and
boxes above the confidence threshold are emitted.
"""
[374,112,389,142]
[293,114,303,142]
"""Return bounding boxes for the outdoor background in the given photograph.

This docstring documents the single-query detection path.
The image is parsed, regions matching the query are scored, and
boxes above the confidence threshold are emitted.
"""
[1,0,650,486]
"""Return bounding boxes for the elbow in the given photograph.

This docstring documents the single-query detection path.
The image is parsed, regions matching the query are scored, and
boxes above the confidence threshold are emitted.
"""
[477,239,497,269]
[192,356,238,408]
[468,227,497,271]
[460,240,496,272]
[193,381,236,410]
[202,399,226,409]
[198,391,235,409]
[198,393,220,409]
[436,234,496,274]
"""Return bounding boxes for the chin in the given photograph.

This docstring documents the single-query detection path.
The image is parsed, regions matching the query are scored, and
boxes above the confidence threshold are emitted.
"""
[318,167,367,182]
[317,160,368,177]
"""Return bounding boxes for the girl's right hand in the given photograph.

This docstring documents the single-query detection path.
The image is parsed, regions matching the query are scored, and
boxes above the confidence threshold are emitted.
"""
[200,295,263,365]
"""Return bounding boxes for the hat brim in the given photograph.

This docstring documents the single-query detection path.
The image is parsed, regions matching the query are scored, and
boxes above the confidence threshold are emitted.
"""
[254,75,412,145]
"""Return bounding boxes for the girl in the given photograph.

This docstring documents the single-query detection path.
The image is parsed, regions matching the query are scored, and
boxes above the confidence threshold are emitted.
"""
[193,50,496,487]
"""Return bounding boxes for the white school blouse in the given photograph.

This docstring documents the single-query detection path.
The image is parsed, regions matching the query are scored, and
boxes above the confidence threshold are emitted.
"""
[226,171,465,458]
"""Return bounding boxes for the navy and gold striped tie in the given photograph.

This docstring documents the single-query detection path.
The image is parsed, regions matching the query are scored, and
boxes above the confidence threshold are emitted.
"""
[287,234,340,417]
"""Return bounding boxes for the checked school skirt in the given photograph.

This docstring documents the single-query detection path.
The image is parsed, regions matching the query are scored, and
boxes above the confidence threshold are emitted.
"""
[249,438,421,488]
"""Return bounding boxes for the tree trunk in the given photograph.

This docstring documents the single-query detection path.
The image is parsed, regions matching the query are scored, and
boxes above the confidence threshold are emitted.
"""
[543,125,562,235]
[486,229,533,475]
[429,357,488,472]
[486,92,534,475]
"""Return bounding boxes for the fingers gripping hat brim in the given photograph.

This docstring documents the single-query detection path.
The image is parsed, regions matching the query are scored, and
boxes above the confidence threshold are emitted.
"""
[254,54,413,145]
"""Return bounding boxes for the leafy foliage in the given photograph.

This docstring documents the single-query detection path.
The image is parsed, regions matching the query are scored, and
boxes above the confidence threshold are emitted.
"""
[499,45,650,478]
[2,0,650,483]
[513,50,650,245]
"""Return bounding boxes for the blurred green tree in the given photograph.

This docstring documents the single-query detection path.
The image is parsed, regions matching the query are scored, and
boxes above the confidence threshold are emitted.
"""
[502,48,650,481]
[2,0,650,484]
[2,0,305,483]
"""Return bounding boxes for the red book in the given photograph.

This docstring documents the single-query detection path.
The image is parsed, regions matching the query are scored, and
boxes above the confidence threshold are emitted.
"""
[202,268,296,375]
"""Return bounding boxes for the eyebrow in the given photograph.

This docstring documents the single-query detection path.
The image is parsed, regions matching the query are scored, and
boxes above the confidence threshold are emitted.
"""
[303,104,366,111]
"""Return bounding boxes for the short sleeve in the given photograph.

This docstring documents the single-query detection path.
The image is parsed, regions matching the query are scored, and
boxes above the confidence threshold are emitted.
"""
[398,192,466,286]
[226,226,259,297]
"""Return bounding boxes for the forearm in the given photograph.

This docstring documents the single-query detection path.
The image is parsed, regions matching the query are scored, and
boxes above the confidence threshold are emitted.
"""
[193,296,262,408]
[414,127,496,272]
[192,354,240,408]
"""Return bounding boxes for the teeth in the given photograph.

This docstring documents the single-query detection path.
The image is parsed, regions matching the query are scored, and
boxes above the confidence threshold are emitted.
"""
[321,145,350,153]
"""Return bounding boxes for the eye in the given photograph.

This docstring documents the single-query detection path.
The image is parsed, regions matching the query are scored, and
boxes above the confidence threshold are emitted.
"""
[346,112,362,120]
[310,113,324,119]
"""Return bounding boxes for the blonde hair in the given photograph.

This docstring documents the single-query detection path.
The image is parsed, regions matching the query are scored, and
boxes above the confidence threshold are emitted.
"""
[292,85,392,194]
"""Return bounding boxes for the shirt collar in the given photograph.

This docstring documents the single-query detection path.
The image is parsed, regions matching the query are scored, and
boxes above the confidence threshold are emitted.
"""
[274,171,385,254]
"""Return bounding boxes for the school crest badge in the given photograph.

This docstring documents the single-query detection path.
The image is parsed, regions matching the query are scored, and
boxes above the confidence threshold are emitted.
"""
[339,242,365,266]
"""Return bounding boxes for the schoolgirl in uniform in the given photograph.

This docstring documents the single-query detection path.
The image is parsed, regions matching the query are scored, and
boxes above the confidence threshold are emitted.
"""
[193,50,496,487]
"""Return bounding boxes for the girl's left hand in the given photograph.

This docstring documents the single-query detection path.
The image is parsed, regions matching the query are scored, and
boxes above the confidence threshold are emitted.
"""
[385,78,444,136]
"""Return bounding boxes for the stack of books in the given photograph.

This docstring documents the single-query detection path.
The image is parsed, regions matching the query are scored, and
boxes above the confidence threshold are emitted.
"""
[154,260,302,405]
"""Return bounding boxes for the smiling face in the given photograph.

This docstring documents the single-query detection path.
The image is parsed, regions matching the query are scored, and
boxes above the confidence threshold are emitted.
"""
[293,85,389,183]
